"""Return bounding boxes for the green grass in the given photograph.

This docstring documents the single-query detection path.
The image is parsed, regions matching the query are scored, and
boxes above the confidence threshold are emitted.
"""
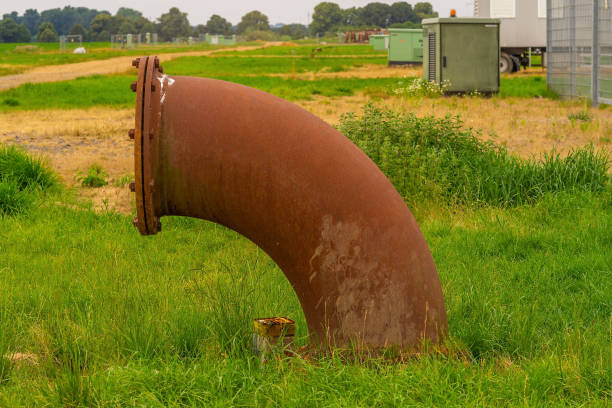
[0,42,238,76]
[0,74,403,110]
[0,71,559,112]
[76,164,108,188]
[0,75,135,110]
[163,55,386,76]
[0,144,56,215]
[217,76,399,100]
[0,188,609,405]
[0,41,609,406]
[499,76,558,98]
[0,109,609,406]
[216,44,387,57]
[339,104,610,208]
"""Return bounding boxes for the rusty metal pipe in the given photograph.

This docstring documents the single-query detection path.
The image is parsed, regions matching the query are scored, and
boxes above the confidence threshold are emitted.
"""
[131,56,447,348]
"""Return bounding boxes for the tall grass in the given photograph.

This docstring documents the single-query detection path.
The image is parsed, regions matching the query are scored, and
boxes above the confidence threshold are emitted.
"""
[338,104,610,207]
[0,75,401,110]
[216,44,387,57]
[163,56,386,76]
[0,192,609,405]
[499,75,558,98]
[0,304,14,386]
[0,144,56,215]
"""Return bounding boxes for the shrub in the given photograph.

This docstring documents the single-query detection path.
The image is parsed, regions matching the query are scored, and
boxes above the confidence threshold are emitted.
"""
[568,111,593,122]
[0,144,56,215]
[76,164,108,188]
[2,98,19,106]
[338,104,610,207]
[0,144,56,191]
[0,179,33,215]
[393,78,450,98]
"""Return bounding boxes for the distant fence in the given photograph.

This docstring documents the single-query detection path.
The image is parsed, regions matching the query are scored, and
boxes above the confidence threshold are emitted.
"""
[547,0,612,105]
[111,33,158,49]
[59,35,82,51]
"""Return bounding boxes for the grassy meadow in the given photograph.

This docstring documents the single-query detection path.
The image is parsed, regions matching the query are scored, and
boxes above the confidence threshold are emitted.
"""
[0,41,610,406]
[0,41,244,76]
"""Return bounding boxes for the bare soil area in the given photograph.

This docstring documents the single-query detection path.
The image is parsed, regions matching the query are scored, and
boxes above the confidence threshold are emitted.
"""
[1,96,609,213]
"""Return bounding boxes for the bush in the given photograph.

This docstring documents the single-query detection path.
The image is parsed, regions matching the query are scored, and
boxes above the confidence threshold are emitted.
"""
[0,144,56,191]
[2,98,19,106]
[241,29,278,41]
[393,78,450,97]
[76,164,108,188]
[0,144,56,215]
[338,104,610,207]
[0,179,33,216]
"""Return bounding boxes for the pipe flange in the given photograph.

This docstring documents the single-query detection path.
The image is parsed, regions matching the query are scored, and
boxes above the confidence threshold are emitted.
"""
[132,56,163,235]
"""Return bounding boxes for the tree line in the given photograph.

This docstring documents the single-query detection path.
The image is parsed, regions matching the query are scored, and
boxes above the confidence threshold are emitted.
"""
[0,2,436,43]
[310,2,437,35]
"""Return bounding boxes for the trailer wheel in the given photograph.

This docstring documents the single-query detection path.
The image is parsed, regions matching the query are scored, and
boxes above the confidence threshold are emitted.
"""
[511,55,521,72]
[500,53,513,73]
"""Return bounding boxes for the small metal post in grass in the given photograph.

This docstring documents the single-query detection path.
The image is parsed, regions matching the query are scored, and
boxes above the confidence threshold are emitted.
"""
[252,317,295,361]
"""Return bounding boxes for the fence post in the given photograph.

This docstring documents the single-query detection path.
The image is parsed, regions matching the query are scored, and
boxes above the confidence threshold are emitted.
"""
[570,0,576,98]
[592,0,600,106]
[546,0,551,87]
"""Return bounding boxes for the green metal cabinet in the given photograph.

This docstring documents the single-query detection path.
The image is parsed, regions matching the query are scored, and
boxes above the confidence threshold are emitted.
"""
[388,28,423,65]
[422,18,500,93]
[370,34,388,51]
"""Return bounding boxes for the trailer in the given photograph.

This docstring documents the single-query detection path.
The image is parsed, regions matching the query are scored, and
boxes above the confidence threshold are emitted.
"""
[474,0,547,72]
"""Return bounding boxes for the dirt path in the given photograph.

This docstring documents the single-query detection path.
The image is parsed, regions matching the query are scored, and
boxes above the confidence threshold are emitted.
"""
[0,43,283,91]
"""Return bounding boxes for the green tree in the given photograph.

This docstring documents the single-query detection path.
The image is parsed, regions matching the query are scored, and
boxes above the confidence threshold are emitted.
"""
[205,14,233,35]
[279,23,308,39]
[2,12,20,24]
[22,9,41,36]
[236,11,269,34]
[37,21,58,42]
[89,13,113,40]
[414,2,438,20]
[342,7,363,27]
[40,6,105,35]
[158,7,191,41]
[116,7,143,20]
[0,18,31,42]
[133,17,155,34]
[40,7,73,35]
[310,2,343,35]
[68,23,87,40]
[390,2,415,24]
[193,24,206,36]
[117,18,136,34]
[360,2,392,27]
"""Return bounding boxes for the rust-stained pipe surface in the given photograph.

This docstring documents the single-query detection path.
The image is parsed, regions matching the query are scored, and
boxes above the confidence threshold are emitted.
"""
[130,56,447,348]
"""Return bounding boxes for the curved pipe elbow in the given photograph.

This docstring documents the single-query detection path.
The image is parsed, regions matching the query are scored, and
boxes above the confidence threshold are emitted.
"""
[131,56,447,348]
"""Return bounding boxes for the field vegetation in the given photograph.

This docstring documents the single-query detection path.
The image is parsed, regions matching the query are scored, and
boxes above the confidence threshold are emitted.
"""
[0,42,236,76]
[0,41,610,406]
[0,72,553,113]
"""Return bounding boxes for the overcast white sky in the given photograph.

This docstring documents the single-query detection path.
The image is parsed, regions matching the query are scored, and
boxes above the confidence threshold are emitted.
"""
[1,1,475,26]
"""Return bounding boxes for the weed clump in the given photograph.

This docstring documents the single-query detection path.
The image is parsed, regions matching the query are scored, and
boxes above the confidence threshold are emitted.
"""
[393,78,450,97]
[0,144,56,215]
[2,98,19,107]
[568,110,593,122]
[338,104,610,207]
[76,164,108,188]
